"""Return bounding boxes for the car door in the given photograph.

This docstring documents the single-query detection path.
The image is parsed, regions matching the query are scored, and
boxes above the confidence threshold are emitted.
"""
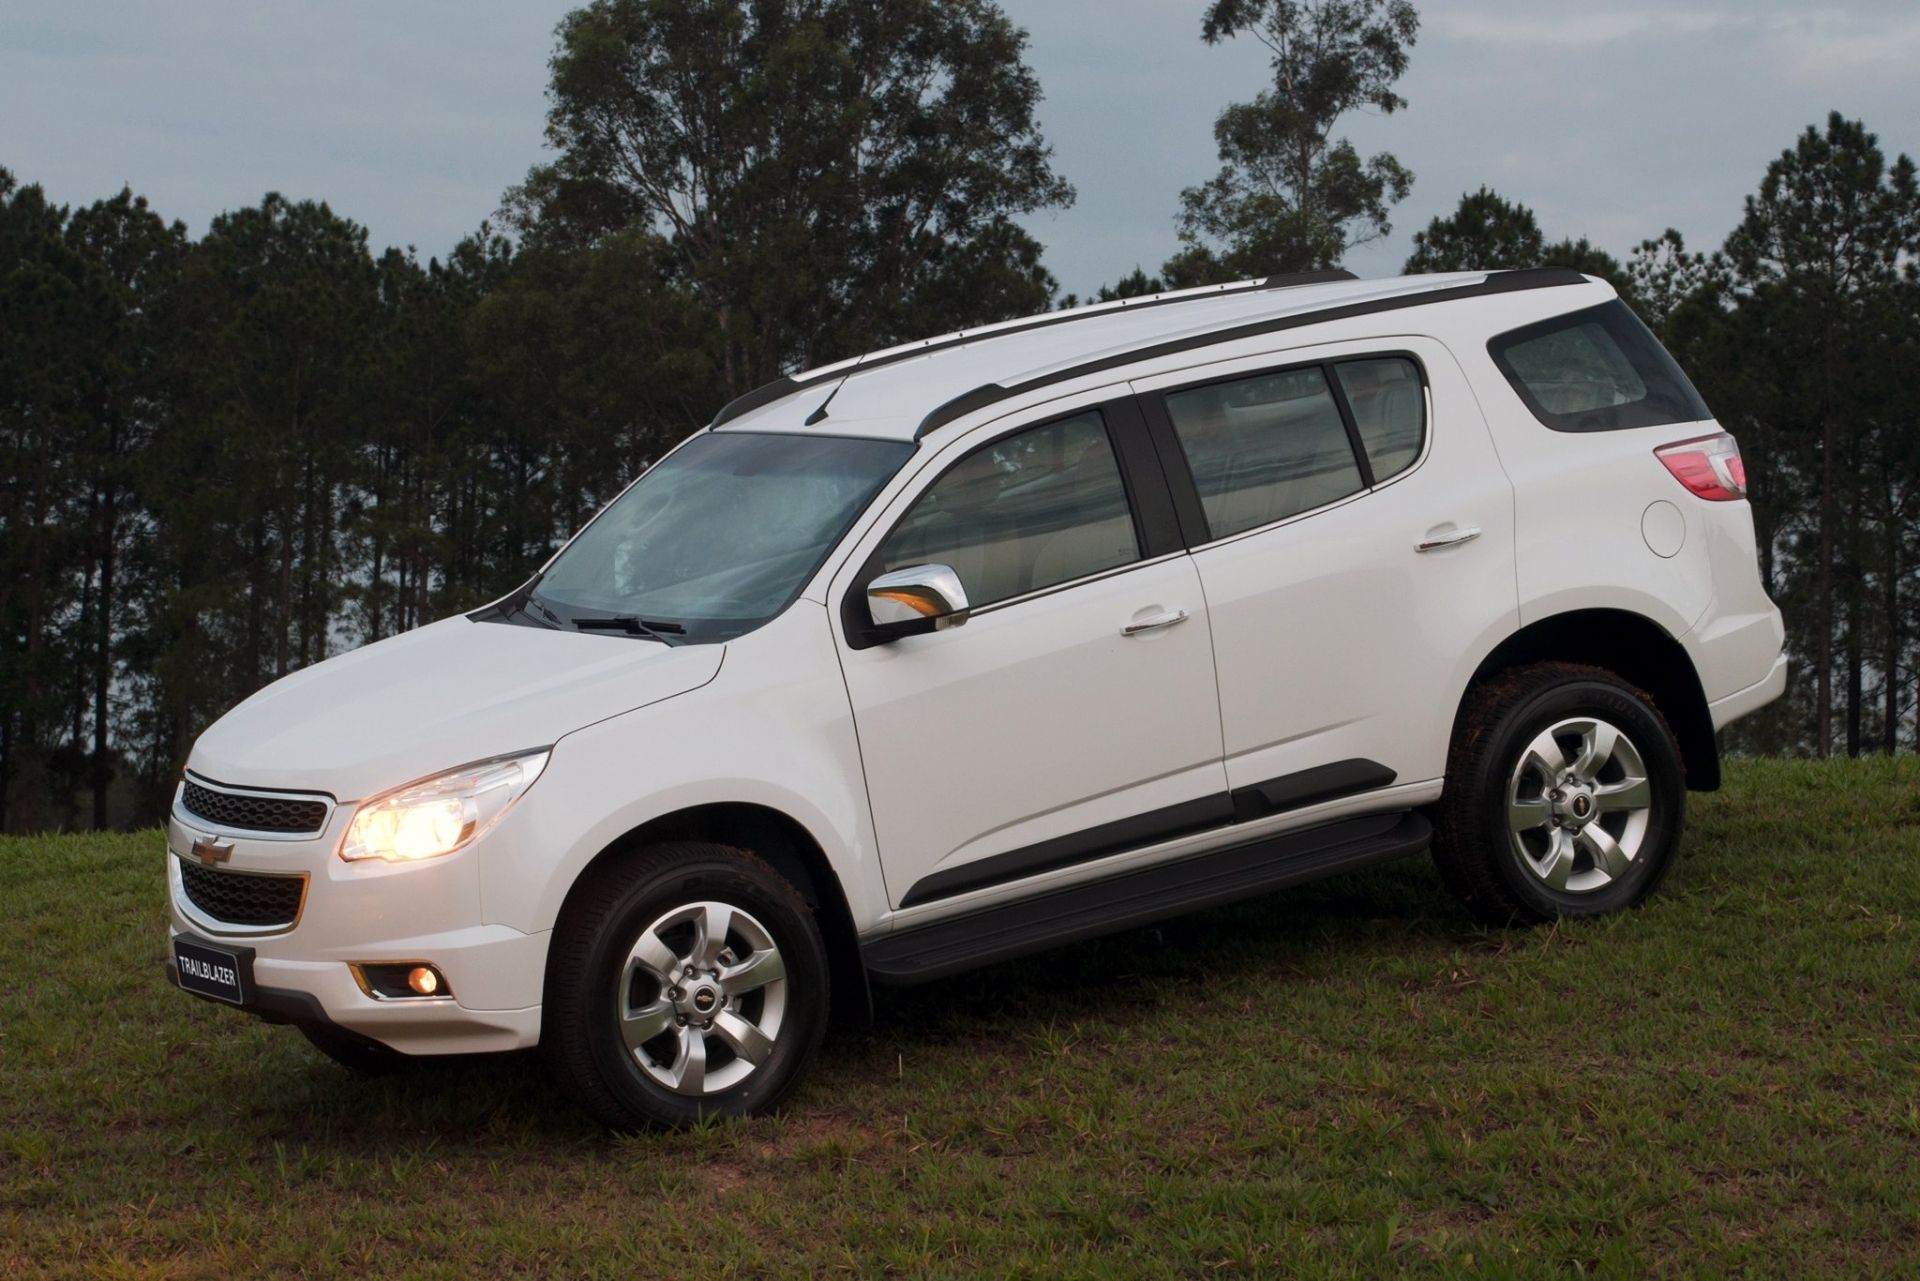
[1131,338,1519,807]
[832,394,1228,914]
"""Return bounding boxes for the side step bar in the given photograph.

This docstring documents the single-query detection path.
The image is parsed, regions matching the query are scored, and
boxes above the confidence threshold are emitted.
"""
[863,810,1431,985]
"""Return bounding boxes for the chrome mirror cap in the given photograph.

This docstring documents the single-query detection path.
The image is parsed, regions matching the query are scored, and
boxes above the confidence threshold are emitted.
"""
[867,563,970,630]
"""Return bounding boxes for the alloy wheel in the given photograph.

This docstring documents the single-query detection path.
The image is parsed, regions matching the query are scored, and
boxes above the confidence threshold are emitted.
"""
[616,900,788,1096]
[1505,716,1654,894]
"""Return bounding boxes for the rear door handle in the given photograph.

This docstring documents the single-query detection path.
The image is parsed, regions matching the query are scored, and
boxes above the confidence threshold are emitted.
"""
[1122,608,1190,636]
[1416,525,1481,553]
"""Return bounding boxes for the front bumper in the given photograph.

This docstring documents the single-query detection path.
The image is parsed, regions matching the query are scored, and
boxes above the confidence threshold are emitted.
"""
[166,805,548,1056]
[164,928,544,1054]
[163,925,549,1060]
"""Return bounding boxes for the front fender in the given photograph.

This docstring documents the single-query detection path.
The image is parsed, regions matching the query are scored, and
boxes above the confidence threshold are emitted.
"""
[476,603,885,938]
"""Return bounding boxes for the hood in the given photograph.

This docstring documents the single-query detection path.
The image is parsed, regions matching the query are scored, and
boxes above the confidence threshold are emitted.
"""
[188,615,724,801]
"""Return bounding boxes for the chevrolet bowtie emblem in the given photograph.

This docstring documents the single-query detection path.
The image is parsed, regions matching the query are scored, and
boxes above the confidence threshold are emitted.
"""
[190,834,235,866]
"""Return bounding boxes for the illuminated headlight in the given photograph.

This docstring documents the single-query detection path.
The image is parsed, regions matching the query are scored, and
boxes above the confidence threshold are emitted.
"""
[338,750,550,863]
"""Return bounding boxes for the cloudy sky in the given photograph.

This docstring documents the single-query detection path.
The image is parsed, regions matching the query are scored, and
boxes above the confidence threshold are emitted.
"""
[3,1,1916,298]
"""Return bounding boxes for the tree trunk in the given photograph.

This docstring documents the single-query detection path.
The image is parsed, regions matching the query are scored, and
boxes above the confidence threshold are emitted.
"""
[276,499,294,679]
[298,449,316,669]
[19,455,51,833]
[1884,527,1900,755]
[1755,479,1776,599]
[170,615,198,786]
[1844,411,1865,758]
[73,556,93,758]
[1816,408,1834,757]
[247,515,267,690]
[369,525,387,642]
[1845,622,1862,758]
[93,483,117,828]
[368,442,389,643]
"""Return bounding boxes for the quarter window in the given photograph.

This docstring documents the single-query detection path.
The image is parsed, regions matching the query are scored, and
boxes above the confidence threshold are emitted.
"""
[877,411,1140,609]
[1334,358,1425,482]
[1488,299,1712,432]
[1164,365,1365,540]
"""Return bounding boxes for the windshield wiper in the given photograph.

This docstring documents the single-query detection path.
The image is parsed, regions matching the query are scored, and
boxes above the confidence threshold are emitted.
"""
[571,614,686,644]
[521,596,566,629]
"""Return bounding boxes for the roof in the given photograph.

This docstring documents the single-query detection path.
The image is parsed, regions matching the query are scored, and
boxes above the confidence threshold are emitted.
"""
[711,267,1598,443]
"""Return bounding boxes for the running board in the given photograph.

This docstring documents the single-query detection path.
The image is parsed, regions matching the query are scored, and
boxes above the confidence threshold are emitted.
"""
[863,810,1431,985]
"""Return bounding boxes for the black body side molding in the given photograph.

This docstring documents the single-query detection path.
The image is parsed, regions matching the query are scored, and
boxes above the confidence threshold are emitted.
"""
[898,758,1399,908]
[864,811,1432,985]
[1230,758,1396,823]
[899,793,1236,908]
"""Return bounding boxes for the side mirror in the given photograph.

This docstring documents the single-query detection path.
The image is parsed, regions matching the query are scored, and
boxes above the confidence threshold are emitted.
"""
[864,563,970,640]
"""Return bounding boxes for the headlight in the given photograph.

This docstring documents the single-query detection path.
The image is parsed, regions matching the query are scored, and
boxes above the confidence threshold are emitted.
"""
[338,750,550,863]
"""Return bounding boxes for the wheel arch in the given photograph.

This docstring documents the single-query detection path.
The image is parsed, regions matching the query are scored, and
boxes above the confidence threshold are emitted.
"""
[1461,608,1719,791]
[557,801,873,1027]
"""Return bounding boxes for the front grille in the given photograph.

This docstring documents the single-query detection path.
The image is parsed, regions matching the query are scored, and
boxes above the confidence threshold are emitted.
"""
[182,780,328,835]
[177,859,305,928]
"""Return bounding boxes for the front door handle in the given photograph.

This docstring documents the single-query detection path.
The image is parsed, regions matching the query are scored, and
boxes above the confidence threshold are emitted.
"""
[1416,525,1481,553]
[1122,608,1190,636]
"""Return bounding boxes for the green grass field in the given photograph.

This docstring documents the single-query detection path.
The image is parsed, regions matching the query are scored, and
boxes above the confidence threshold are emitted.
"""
[2,757,1917,1278]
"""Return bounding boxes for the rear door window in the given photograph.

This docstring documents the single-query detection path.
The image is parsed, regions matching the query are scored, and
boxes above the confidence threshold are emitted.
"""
[1163,366,1365,540]
[1333,357,1425,482]
[1488,299,1711,432]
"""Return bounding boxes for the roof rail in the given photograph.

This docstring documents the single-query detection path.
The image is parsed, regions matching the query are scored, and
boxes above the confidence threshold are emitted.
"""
[707,269,1360,429]
[912,267,1588,439]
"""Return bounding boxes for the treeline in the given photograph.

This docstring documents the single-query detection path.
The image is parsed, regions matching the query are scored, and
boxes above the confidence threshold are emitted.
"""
[0,185,709,830]
[2,0,1916,832]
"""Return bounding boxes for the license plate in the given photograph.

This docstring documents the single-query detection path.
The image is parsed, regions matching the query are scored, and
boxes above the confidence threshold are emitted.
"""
[174,937,251,1005]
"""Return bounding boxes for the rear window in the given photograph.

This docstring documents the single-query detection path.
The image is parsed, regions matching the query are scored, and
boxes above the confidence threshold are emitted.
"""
[1488,300,1711,432]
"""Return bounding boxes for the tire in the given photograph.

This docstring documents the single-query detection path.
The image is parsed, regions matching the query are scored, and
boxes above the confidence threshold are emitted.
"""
[298,1022,408,1075]
[541,841,830,1131]
[1431,661,1685,925]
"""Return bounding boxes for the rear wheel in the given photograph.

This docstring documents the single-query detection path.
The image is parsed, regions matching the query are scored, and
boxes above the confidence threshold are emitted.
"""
[1432,662,1685,924]
[542,841,829,1131]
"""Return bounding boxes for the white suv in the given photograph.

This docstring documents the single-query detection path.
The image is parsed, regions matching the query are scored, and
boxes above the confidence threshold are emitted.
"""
[166,269,1786,1129]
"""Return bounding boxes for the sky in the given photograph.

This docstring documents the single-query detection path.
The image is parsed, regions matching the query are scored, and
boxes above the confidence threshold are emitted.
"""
[3,1,1917,299]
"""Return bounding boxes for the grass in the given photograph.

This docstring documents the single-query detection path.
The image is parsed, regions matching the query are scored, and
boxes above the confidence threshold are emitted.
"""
[2,757,1917,1278]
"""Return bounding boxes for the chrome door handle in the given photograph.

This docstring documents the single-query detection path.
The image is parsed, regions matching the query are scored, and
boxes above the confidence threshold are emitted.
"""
[1416,525,1481,553]
[1122,608,1190,636]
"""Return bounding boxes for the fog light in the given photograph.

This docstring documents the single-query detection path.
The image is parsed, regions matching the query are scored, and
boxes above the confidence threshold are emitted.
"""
[351,962,451,1000]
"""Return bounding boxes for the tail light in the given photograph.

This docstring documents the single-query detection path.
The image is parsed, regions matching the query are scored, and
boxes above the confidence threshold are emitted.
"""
[1655,432,1746,501]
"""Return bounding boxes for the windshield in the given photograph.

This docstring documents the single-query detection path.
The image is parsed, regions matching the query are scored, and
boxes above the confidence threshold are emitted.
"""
[528,431,912,643]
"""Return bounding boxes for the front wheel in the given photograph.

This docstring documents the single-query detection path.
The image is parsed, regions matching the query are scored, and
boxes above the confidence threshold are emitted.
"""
[1431,662,1686,924]
[542,841,830,1131]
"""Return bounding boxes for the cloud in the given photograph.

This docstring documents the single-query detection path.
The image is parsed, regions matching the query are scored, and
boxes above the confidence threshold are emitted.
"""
[1427,9,1732,49]
[1748,12,1920,85]
[1429,5,1920,85]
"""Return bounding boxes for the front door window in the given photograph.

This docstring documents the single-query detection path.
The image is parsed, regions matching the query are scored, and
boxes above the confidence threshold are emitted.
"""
[876,411,1140,609]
